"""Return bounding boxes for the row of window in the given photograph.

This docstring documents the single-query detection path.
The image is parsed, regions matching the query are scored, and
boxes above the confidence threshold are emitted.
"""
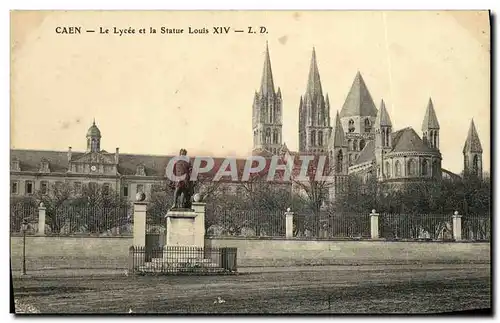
[254,128,280,145]
[10,180,145,197]
[383,159,439,178]
[347,139,366,152]
[348,118,372,133]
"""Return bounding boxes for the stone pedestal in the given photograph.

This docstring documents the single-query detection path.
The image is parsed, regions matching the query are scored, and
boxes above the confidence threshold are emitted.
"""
[37,204,46,236]
[452,211,462,241]
[285,210,294,238]
[370,209,379,240]
[133,202,148,247]
[165,208,204,248]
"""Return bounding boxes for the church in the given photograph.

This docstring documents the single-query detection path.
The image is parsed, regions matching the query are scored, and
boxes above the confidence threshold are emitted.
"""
[250,43,483,195]
[10,44,485,201]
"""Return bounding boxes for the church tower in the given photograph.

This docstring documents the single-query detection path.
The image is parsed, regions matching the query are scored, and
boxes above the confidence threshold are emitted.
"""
[422,98,440,150]
[252,42,283,155]
[298,48,332,154]
[327,111,348,200]
[86,119,101,153]
[374,99,393,180]
[463,119,483,179]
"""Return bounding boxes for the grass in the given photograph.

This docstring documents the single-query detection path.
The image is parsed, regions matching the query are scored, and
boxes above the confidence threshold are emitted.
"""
[12,264,491,314]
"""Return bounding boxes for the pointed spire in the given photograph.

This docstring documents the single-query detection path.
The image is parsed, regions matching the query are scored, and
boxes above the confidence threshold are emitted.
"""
[375,99,392,127]
[340,71,378,118]
[463,119,483,153]
[93,118,96,126]
[259,41,275,97]
[331,111,346,147]
[305,47,323,98]
[422,97,440,131]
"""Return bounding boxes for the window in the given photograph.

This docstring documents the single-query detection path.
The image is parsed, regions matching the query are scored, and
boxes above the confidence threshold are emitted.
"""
[273,129,279,144]
[265,128,271,144]
[39,159,50,173]
[11,159,20,171]
[348,119,355,133]
[359,139,366,151]
[353,140,358,151]
[11,181,18,194]
[89,182,98,192]
[348,139,353,150]
[40,181,48,194]
[318,131,323,146]
[91,139,98,152]
[385,162,391,178]
[421,159,428,176]
[102,183,110,195]
[74,182,82,194]
[310,130,316,146]
[269,106,273,123]
[395,161,402,177]
[433,160,439,177]
[473,155,479,176]
[136,164,146,176]
[123,184,129,197]
[407,159,417,176]
[55,181,63,189]
[137,184,144,193]
[336,150,343,173]
[364,118,372,132]
[25,181,33,195]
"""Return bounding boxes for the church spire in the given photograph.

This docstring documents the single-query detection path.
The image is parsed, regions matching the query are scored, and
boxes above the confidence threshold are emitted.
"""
[463,119,483,154]
[259,41,275,97]
[422,97,440,131]
[375,99,392,127]
[305,47,323,98]
[331,111,347,148]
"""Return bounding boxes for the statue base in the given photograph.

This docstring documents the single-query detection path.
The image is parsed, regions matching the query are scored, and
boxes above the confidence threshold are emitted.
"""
[164,209,203,248]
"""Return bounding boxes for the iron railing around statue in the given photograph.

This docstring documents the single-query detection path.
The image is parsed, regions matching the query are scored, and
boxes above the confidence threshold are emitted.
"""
[128,246,238,275]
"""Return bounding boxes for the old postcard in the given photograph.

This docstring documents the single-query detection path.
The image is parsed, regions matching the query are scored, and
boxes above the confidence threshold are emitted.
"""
[10,10,491,314]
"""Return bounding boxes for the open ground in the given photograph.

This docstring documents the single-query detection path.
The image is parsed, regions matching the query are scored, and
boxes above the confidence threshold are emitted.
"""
[12,263,491,314]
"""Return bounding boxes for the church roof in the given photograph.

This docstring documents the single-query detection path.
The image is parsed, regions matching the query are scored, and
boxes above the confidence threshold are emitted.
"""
[340,72,378,118]
[86,120,101,137]
[305,47,323,99]
[391,127,435,153]
[422,98,440,130]
[375,99,392,127]
[353,140,375,165]
[463,119,483,153]
[330,111,347,148]
[259,42,275,97]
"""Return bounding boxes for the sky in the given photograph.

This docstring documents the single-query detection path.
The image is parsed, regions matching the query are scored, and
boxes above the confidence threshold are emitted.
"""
[10,10,490,175]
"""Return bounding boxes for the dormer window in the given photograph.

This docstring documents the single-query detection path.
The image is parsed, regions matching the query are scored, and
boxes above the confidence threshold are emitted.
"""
[136,164,146,176]
[39,158,50,173]
[348,119,355,133]
[11,158,20,171]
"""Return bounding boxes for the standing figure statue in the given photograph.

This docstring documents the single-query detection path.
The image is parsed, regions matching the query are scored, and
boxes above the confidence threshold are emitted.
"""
[171,148,194,209]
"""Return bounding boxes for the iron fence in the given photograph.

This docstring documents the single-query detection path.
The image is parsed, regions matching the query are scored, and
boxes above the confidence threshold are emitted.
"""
[462,214,490,241]
[128,246,237,275]
[294,212,371,239]
[205,209,285,237]
[10,204,37,234]
[379,213,453,240]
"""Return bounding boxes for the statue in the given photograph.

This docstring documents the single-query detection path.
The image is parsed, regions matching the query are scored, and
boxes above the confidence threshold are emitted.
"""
[171,148,195,209]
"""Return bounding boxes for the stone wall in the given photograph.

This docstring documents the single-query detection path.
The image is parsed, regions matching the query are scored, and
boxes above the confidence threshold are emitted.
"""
[10,236,490,271]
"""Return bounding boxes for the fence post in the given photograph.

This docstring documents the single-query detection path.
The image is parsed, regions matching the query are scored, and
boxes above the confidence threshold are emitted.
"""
[128,246,135,274]
[452,211,462,241]
[133,193,148,247]
[37,202,46,236]
[370,209,379,240]
[285,208,294,238]
[192,197,207,248]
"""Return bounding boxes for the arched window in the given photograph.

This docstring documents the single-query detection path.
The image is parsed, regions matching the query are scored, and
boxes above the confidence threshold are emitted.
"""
[318,131,323,146]
[91,139,98,152]
[353,139,358,151]
[359,139,366,151]
[348,139,353,150]
[265,128,271,144]
[473,154,479,176]
[348,119,355,133]
[364,118,372,132]
[433,160,439,177]
[421,159,428,176]
[310,130,316,146]
[253,130,258,143]
[337,150,343,173]
[385,161,391,178]
[395,160,401,177]
[269,106,273,123]
[407,159,417,176]
[272,129,279,144]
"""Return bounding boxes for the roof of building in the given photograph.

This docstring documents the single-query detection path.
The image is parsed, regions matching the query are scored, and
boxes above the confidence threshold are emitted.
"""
[86,120,101,138]
[375,99,392,127]
[329,111,347,148]
[463,119,483,153]
[422,98,440,130]
[340,72,378,118]
[259,42,276,97]
[353,140,375,165]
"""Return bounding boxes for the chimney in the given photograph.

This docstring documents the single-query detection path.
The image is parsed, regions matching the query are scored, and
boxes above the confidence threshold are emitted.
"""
[115,147,119,164]
[67,146,72,161]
